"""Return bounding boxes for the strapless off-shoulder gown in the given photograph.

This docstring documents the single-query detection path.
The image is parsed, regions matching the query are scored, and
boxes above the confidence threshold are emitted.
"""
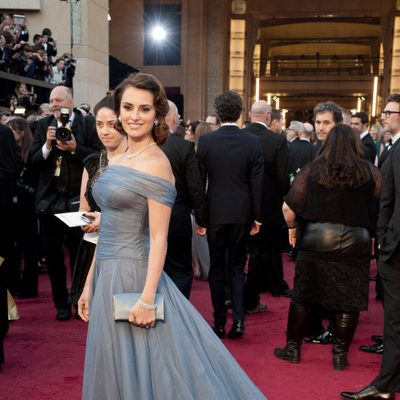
[82,165,266,400]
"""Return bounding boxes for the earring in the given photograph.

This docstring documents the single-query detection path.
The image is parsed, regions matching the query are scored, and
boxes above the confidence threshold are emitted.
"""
[154,119,159,126]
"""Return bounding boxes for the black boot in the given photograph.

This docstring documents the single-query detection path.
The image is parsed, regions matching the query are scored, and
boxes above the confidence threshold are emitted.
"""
[332,311,359,371]
[274,302,307,364]
[274,340,301,363]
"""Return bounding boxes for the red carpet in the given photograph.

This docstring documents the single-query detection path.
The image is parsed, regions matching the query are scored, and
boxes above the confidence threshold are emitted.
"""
[0,255,391,400]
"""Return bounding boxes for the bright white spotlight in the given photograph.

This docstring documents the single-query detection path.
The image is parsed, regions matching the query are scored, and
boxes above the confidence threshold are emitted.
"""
[151,26,167,42]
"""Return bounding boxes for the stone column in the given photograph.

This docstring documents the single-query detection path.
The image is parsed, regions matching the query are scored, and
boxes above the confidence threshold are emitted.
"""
[71,0,109,108]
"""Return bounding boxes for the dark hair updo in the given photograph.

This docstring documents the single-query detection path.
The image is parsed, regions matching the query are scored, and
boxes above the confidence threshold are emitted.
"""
[113,72,169,144]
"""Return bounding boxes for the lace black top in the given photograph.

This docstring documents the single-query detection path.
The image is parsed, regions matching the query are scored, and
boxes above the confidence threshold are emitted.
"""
[284,161,382,234]
[83,152,108,212]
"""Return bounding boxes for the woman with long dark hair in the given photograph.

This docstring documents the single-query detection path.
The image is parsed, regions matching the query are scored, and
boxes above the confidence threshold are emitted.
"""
[6,117,38,297]
[274,124,382,370]
[78,73,265,399]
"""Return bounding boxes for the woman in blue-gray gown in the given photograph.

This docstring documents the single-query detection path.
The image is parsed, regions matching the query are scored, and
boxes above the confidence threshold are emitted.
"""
[78,72,266,400]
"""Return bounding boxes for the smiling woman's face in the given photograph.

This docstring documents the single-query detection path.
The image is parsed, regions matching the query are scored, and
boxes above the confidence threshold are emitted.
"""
[119,86,156,142]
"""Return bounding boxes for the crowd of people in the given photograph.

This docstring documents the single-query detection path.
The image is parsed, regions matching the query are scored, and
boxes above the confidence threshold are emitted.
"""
[0,66,399,398]
[0,13,76,114]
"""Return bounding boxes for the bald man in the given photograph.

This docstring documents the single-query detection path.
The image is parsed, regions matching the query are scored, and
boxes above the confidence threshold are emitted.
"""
[243,101,291,314]
[30,85,103,321]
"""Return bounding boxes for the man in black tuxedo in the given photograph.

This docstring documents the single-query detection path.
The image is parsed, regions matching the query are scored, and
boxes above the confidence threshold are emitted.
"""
[161,100,207,299]
[341,94,400,400]
[351,112,377,164]
[269,108,283,134]
[0,124,21,367]
[287,121,314,176]
[243,100,290,314]
[197,91,263,339]
[30,86,102,321]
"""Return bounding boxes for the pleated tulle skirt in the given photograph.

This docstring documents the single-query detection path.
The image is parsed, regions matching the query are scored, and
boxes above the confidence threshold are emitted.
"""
[82,258,266,400]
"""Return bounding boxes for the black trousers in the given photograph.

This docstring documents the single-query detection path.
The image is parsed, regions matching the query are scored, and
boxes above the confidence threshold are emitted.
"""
[207,223,250,326]
[7,200,39,296]
[258,224,289,295]
[373,248,400,392]
[164,235,193,299]
[39,214,82,310]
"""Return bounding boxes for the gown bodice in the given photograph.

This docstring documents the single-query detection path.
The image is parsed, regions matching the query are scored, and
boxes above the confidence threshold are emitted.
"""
[93,165,176,260]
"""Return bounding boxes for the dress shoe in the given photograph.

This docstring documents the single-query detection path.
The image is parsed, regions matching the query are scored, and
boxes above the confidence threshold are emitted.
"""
[271,288,293,298]
[304,330,333,344]
[359,343,384,354]
[56,308,71,321]
[228,321,244,339]
[340,385,394,399]
[246,303,268,314]
[371,335,383,343]
[213,325,225,339]
[274,340,301,363]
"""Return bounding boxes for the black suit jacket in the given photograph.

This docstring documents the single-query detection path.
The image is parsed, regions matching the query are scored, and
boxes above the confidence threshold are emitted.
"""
[160,134,207,237]
[30,110,103,211]
[197,125,263,225]
[377,138,400,262]
[243,123,289,225]
[362,133,377,164]
[287,139,314,176]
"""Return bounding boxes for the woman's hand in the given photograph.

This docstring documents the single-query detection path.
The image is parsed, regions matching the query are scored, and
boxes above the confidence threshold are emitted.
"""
[78,285,91,322]
[81,211,101,233]
[288,227,297,247]
[129,302,156,329]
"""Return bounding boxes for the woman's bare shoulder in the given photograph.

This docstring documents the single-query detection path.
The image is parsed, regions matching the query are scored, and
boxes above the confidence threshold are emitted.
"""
[139,147,175,184]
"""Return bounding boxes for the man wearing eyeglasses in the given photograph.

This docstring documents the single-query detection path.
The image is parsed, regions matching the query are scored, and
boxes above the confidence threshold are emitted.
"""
[341,93,400,400]
[205,114,220,131]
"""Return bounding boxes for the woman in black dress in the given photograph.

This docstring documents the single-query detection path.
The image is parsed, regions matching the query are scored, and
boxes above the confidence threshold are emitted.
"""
[6,117,38,298]
[70,97,126,312]
[274,124,382,370]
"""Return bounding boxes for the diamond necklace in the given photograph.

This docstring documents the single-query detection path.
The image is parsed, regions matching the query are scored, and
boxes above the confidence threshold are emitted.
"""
[124,141,157,159]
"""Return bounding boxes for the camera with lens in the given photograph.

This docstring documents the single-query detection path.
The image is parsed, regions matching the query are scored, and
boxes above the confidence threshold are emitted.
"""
[55,107,72,142]
[17,95,32,108]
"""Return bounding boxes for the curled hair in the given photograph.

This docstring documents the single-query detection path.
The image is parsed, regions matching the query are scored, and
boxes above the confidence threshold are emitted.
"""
[313,101,343,124]
[114,73,169,144]
[311,124,371,190]
[214,91,242,123]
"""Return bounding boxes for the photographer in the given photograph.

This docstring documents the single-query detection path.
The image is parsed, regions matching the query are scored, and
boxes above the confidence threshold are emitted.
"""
[0,31,15,73]
[15,15,28,43]
[50,57,65,84]
[30,86,103,321]
[62,53,76,88]
[9,82,36,114]
[12,43,40,78]
[41,28,57,63]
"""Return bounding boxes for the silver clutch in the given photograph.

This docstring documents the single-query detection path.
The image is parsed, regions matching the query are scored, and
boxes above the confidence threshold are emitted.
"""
[112,293,164,321]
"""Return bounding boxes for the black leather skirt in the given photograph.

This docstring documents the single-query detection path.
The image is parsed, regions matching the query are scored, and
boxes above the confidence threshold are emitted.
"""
[293,222,372,312]
[298,221,371,256]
